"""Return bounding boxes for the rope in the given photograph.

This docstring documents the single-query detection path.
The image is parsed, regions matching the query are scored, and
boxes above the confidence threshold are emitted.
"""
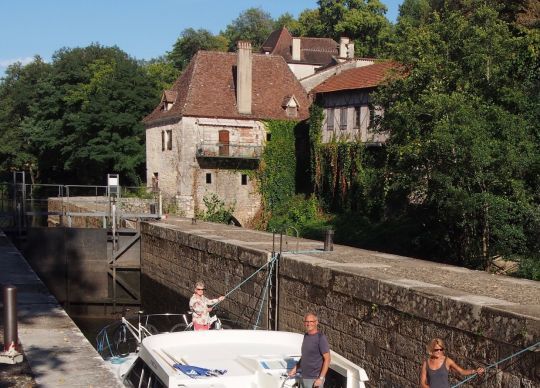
[211,254,279,308]
[253,254,276,329]
[451,341,539,387]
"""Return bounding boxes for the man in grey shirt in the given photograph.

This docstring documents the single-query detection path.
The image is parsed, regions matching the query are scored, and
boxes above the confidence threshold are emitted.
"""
[288,312,331,387]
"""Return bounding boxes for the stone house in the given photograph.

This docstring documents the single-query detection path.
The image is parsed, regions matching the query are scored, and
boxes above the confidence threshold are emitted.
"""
[143,42,310,225]
[261,27,356,80]
[310,61,400,144]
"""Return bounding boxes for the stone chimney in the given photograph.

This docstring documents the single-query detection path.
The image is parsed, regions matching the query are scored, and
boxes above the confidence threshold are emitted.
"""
[237,41,252,115]
[347,42,355,59]
[292,37,301,61]
[339,37,350,58]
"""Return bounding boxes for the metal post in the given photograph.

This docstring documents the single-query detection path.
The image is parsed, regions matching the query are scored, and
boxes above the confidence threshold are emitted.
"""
[324,229,334,251]
[3,286,18,351]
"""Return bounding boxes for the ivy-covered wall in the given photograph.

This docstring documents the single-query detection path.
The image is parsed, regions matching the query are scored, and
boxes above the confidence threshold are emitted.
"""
[309,104,386,217]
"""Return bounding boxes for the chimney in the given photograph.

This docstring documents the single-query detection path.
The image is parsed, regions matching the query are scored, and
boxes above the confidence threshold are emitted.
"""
[339,37,350,58]
[347,42,355,59]
[292,37,301,61]
[237,41,252,115]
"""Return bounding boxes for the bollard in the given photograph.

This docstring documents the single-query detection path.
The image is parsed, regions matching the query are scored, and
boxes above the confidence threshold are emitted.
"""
[324,229,334,251]
[3,285,18,351]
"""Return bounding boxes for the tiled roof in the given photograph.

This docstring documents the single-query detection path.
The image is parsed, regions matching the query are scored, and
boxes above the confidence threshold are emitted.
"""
[312,61,402,93]
[143,50,311,124]
[260,27,338,65]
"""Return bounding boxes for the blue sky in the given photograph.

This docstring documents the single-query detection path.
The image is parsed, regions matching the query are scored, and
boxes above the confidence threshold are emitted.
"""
[0,0,402,75]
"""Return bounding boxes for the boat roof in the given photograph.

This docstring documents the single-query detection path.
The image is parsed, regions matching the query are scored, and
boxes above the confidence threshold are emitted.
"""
[137,330,368,387]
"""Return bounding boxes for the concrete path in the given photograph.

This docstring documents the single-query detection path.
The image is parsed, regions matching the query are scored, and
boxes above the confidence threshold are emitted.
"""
[0,230,123,388]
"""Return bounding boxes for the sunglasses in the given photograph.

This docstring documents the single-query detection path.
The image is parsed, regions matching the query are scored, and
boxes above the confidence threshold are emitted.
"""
[196,288,205,291]
[433,348,444,352]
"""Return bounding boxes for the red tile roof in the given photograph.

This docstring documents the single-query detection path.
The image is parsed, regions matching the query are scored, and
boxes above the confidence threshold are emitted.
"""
[312,61,402,93]
[260,27,338,65]
[143,50,311,124]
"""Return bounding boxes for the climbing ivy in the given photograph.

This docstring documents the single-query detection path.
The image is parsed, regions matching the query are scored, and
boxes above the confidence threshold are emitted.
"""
[257,120,297,214]
[309,102,386,217]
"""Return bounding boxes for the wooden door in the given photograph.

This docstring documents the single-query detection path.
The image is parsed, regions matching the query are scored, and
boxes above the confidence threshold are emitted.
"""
[219,130,229,156]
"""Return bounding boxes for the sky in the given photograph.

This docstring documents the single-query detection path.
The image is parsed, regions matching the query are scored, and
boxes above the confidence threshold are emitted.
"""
[0,0,402,75]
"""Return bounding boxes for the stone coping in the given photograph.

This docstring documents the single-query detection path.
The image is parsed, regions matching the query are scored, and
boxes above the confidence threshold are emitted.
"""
[143,218,540,345]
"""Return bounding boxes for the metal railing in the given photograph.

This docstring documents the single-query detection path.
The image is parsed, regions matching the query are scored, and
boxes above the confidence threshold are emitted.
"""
[196,142,263,159]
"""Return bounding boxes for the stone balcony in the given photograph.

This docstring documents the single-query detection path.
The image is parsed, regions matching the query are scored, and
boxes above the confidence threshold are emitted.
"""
[196,142,262,160]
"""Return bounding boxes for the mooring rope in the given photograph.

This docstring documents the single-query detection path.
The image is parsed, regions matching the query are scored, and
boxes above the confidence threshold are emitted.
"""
[451,341,539,387]
[211,253,279,308]
[253,255,277,329]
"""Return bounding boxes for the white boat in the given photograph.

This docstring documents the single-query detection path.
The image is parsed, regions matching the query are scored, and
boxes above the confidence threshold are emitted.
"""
[115,329,369,388]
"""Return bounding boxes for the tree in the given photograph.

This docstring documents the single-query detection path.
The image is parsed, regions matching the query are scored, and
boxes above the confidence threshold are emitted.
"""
[168,28,228,70]
[0,57,51,183]
[294,9,326,37]
[317,0,392,56]
[222,7,274,51]
[273,12,300,33]
[23,45,159,185]
[375,1,540,268]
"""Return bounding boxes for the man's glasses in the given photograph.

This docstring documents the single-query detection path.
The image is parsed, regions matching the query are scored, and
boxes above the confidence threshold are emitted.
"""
[433,348,444,352]
[303,320,316,323]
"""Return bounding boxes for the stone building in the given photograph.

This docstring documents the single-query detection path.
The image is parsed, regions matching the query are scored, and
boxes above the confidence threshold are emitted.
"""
[310,61,401,144]
[143,42,310,225]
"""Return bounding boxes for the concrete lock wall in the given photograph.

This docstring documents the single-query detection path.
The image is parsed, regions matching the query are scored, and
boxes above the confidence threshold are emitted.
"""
[140,222,539,387]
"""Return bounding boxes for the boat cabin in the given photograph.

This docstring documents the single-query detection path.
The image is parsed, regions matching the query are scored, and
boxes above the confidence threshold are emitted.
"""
[121,330,369,387]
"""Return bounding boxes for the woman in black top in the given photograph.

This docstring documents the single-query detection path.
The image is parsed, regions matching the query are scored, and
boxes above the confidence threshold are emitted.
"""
[420,338,484,388]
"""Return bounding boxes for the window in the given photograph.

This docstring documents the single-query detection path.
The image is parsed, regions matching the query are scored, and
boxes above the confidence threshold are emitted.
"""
[266,133,272,141]
[166,130,173,150]
[125,358,166,388]
[353,106,361,129]
[206,173,212,184]
[327,109,334,130]
[340,107,348,130]
[241,174,248,185]
[286,105,298,117]
[161,131,165,151]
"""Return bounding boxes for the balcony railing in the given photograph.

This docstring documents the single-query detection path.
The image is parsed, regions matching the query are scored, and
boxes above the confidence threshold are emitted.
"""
[196,142,263,160]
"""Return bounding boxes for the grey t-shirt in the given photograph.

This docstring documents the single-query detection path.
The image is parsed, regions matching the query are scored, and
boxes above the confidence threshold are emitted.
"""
[300,332,330,379]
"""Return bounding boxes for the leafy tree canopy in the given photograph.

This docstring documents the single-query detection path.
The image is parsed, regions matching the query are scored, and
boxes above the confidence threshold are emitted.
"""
[222,7,274,51]
[168,28,228,70]
[375,0,540,267]
[0,44,163,185]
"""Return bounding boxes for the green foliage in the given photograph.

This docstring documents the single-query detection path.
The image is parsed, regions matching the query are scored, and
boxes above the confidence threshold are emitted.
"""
[222,7,274,51]
[0,44,162,186]
[195,192,235,224]
[516,255,540,281]
[374,1,540,268]
[141,57,179,94]
[317,0,392,56]
[168,28,228,70]
[257,120,297,212]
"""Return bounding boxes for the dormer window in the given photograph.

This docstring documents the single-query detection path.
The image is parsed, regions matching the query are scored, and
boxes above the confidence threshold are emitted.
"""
[160,90,178,112]
[281,95,299,118]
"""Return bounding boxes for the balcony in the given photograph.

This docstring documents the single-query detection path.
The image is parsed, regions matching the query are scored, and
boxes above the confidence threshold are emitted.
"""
[196,142,263,160]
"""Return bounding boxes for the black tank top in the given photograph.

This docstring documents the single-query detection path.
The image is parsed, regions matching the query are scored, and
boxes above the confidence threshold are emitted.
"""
[427,357,450,388]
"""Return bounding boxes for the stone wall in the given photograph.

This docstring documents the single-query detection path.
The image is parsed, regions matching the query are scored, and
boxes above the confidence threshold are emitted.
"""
[140,222,539,387]
[47,196,156,228]
[140,222,271,325]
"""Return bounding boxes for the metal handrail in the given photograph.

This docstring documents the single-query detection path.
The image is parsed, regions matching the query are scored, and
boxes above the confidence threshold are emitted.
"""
[196,142,262,159]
